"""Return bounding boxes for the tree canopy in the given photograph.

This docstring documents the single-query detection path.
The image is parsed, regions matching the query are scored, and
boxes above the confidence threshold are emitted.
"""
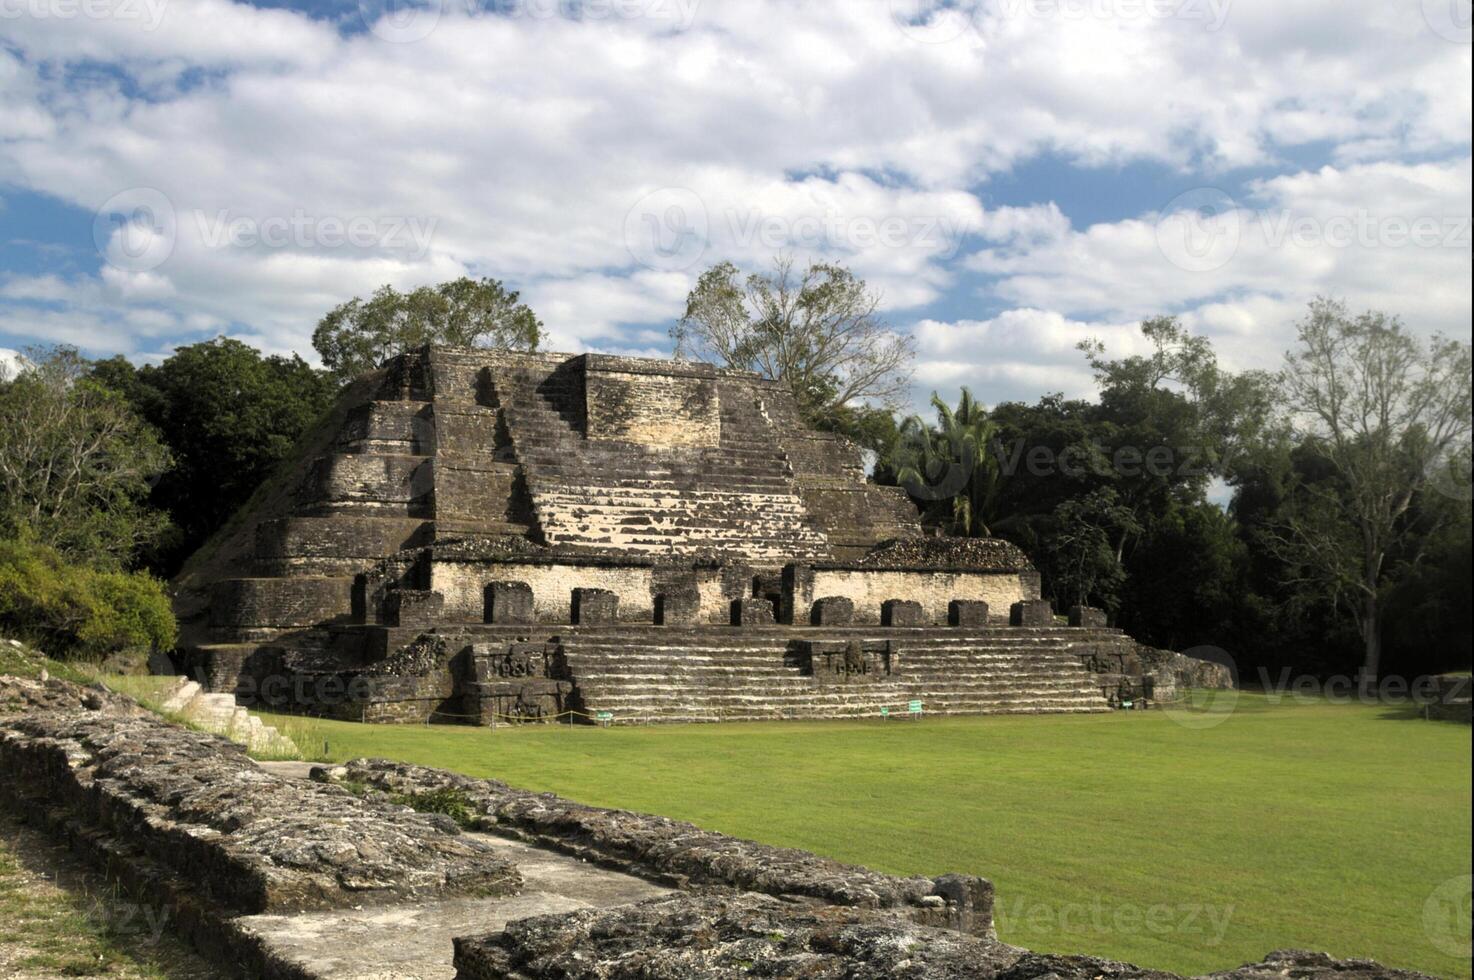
[92,337,338,575]
[1267,298,1472,683]
[673,257,915,426]
[0,347,171,567]
[312,276,542,383]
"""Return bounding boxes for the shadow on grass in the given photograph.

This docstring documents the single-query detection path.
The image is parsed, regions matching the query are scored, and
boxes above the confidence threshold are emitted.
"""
[0,805,216,979]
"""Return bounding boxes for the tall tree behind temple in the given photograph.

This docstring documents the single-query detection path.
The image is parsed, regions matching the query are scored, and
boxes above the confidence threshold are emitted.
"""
[891,388,1001,537]
[674,256,913,450]
[92,338,337,576]
[1271,299,1471,686]
[313,277,543,384]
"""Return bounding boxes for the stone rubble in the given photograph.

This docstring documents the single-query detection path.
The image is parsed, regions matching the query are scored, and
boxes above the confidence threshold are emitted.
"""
[0,675,521,915]
[158,675,299,755]
[859,536,1034,571]
[324,757,995,935]
[453,891,1022,980]
[451,891,1435,980]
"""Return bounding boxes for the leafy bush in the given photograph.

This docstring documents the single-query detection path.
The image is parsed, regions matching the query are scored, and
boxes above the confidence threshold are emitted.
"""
[391,787,478,828]
[0,537,177,660]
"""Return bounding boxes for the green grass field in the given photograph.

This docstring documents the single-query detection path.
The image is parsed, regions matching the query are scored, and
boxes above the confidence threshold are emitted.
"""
[249,693,1472,979]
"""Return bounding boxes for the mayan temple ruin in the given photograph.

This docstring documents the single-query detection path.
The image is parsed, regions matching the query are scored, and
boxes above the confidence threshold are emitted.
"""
[170,345,1229,725]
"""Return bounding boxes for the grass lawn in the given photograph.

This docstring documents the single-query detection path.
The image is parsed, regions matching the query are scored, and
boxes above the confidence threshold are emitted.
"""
[248,692,1473,979]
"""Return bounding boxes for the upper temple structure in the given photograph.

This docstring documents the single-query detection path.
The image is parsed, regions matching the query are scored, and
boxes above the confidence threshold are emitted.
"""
[170,346,1230,724]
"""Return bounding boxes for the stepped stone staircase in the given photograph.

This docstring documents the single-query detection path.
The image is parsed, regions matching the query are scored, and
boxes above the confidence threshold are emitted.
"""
[159,677,299,755]
[490,362,832,561]
[550,625,1117,724]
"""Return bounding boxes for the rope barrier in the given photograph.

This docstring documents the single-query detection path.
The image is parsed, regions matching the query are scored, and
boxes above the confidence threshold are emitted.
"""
[415,706,613,724]
[422,701,927,727]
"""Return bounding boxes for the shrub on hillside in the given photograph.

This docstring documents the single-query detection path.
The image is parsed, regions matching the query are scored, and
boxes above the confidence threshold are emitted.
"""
[0,537,176,660]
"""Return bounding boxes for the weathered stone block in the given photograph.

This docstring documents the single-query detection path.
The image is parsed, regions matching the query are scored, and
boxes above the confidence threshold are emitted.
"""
[583,354,720,448]
[0,677,521,915]
[385,589,444,627]
[779,564,815,625]
[881,599,926,627]
[306,452,434,510]
[208,577,353,629]
[1010,599,1055,626]
[731,597,775,626]
[484,581,534,624]
[810,596,854,626]
[254,516,426,560]
[804,638,895,680]
[1069,605,1108,628]
[948,599,989,627]
[571,588,619,625]
[655,588,700,626]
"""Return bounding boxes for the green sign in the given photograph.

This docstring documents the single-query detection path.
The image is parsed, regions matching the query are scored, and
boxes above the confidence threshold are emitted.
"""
[1121,700,1133,709]
[908,700,923,714]
[880,707,890,717]
[596,711,613,721]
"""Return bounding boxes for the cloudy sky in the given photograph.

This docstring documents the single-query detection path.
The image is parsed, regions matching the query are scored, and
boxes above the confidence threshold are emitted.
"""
[1,0,1469,408]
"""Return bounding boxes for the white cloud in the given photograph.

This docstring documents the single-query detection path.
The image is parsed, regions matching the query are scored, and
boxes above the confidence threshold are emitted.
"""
[0,0,1466,377]
[965,159,1471,358]
[912,308,1147,406]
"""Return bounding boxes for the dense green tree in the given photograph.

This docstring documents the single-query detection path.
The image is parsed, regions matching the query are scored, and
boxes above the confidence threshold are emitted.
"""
[1039,488,1142,612]
[0,347,171,567]
[313,276,542,383]
[1119,499,1251,652]
[984,395,1104,532]
[1379,500,1473,679]
[1080,315,1278,481]
[93,338,337,574]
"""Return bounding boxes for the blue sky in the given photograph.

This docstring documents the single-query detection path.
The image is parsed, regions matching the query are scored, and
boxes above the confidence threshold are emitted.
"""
[1,0,1470,411]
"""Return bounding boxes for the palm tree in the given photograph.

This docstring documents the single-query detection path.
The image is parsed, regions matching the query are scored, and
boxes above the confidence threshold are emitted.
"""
[892,388,1002,537]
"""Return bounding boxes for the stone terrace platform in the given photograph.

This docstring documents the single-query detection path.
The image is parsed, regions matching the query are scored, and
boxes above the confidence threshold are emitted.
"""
[235,622,1216,726]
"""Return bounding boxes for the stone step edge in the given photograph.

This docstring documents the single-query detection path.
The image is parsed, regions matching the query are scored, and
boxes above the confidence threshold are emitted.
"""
[158,676,299,758]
